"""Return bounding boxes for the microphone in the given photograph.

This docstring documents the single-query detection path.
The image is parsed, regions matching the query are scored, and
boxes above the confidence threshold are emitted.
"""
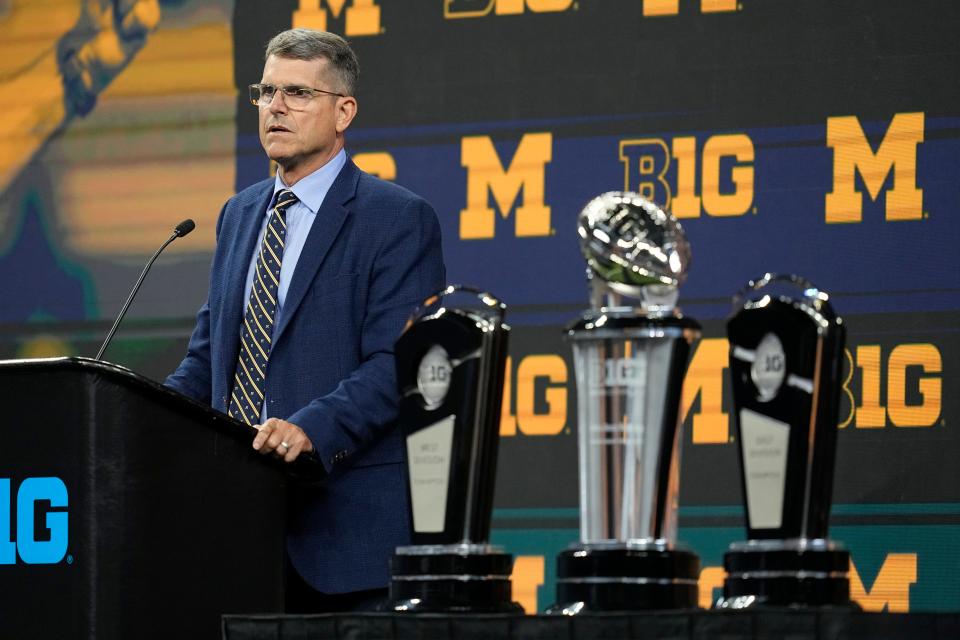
[174,219,195,237]
[94,219,196,361]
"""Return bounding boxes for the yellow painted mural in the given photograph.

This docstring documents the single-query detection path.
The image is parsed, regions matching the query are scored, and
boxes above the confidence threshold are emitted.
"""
[0,0,234,256]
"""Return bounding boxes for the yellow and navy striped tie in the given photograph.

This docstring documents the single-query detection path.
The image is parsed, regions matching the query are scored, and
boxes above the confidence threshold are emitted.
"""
[228,188,298,425]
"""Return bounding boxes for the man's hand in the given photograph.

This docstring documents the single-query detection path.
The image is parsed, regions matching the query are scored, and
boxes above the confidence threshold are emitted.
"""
[253,418,315,463]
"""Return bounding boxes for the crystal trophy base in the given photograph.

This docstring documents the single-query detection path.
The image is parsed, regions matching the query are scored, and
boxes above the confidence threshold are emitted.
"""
[546,542,700,614]
[716,539,857,609]
[385,544,523,614]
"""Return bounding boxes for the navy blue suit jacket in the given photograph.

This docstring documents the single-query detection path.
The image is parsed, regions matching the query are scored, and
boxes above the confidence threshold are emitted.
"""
[166,159,445,593]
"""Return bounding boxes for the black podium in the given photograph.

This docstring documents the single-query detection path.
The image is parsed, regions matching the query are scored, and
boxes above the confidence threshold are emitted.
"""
[0,357,299,638]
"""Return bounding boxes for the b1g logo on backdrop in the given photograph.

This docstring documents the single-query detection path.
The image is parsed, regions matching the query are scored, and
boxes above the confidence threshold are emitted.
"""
[444,0,739,19]
[0,477,69,565]
[445,0,573,19]
[499,354,569,437]
[681,338,945,445]
[292,0,382,37]
[619,133,755,218]
[839,343,943,429]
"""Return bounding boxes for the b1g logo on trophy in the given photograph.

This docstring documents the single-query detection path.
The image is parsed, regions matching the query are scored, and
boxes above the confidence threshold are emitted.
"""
[547,192,701,614]
[386,285,522,613]
[717,274,853,609]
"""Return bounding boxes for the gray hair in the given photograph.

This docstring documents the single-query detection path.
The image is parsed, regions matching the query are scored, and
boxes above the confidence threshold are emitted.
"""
[265,29,359,96]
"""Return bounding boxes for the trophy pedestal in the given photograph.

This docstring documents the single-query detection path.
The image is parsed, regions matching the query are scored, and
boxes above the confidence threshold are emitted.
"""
[546,544,700,614]
[717,540,855,609]
[385,545,523,613]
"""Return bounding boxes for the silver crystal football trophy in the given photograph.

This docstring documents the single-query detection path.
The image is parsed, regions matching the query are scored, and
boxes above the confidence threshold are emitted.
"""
[546,192,701,614]
[385,285,522,613]
[716,274,854,609]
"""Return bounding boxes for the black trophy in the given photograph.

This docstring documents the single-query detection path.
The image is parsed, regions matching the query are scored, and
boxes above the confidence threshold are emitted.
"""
[717,274,853,609]
[385,285,522,613]
[547,192,701,615]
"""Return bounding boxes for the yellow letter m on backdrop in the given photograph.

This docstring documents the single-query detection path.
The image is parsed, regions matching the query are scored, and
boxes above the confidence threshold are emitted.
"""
[460,133,553,239]
[293,0,381,37]
[825,112,924,223]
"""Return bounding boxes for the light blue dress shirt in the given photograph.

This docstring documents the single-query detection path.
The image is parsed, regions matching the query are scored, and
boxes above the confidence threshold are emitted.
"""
[241,149,347,419]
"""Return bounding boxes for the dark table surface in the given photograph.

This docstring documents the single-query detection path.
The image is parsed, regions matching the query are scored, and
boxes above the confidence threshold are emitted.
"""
[222,610,960,640]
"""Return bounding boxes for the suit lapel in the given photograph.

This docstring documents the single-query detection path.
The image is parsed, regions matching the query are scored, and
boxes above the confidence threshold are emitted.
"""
[272,160,360,345]
[219,183,276,392]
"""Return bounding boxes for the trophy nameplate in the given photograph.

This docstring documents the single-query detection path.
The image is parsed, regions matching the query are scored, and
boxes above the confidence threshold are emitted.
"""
[386,286,522,614]
[406,414,455,533]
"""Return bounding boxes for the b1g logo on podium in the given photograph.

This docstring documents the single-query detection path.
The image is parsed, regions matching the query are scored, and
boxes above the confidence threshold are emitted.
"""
[0,477,69,565]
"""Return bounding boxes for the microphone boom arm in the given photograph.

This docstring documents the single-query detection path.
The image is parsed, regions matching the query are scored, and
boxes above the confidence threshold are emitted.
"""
[95,220,194,361]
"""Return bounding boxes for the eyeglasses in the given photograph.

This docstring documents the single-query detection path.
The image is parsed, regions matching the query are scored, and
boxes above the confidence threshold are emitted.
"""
[248,83,345,109]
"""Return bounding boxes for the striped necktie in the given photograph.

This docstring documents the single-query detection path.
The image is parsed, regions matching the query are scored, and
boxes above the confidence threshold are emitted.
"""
[228,188,298,425]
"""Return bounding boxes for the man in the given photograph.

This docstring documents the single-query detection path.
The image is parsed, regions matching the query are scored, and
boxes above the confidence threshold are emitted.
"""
[165,28,445,612]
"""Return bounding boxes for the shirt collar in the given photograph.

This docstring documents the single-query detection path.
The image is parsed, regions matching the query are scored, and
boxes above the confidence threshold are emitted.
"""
[271,148,348,215]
